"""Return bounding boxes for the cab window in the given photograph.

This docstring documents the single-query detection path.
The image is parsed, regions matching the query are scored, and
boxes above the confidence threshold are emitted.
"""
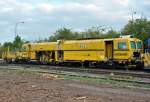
[137,41,142,49]
[130,41,136,49]
[118,42,127,49]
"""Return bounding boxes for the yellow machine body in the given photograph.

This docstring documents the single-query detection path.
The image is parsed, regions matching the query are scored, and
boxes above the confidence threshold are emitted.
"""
[3,37,144,68]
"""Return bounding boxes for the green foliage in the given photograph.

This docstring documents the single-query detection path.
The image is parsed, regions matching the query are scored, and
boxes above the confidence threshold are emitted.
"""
[0,35,24,53]
[49,28,80,41]
[105,30,120,38]
[0,42,12,58]
[13,35,24,50]
[83,27,103,38]
[99,30,120,39]
[49,27,119,41]
[122,18,150,46]
[2,18,150,55]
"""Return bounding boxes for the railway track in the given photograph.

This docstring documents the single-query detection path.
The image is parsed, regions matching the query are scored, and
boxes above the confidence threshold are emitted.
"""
[0,63,150,86]
[0,63,150,85]
[1,63,150,79]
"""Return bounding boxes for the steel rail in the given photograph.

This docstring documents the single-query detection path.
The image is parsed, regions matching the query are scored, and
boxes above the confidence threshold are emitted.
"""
[1,63,150,79]
[0,64,150,85]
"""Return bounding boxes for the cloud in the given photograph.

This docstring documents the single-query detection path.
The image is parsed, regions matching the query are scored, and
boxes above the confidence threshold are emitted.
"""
[113,0,129,6]
[0,0,149,43]
[58,3,99,12]
[37,3,54,14]
[1,7,13,13]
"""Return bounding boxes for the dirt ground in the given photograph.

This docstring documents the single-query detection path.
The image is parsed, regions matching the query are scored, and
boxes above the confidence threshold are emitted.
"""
[0,70,150,102]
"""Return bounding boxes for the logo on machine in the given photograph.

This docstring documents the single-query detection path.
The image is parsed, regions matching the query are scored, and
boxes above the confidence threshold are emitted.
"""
[80,43,86,49]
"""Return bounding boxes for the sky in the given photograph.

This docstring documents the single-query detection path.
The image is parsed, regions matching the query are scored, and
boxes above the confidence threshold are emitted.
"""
[0,0,150,43]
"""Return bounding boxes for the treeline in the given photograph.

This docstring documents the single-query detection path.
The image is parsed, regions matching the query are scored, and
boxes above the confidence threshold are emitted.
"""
[47,18,150,47]
[0,35,25,57]
[0,36,24,52]
[122,18,150,46]
[1,18,150,54]
[48,27,119,42]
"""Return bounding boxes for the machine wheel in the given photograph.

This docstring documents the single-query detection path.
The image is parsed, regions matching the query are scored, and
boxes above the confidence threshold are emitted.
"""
[134,61,144,70]
[136,64,144,70]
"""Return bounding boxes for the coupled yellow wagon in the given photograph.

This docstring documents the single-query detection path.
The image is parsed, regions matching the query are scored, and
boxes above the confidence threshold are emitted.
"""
[2,37,144,69]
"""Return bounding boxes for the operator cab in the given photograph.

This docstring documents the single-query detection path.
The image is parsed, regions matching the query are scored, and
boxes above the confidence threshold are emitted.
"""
[130,39,143,58]
[120,35,143,59]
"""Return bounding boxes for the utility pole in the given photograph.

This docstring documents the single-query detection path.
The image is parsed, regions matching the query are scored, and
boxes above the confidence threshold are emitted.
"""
[132,12,136,22]
[131,12,136,37]
[14,21,24,38]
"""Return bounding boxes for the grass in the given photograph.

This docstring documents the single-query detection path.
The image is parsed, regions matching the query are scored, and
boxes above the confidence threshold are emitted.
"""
[0,68,38,76]
[63,75,150,89]
[0,67,150,90]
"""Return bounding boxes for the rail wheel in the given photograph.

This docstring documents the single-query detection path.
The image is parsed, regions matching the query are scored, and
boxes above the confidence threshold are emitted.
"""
[136,64,144,70]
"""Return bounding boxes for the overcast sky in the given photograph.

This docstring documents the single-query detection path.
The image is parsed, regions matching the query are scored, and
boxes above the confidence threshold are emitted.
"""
[0,0,150,43]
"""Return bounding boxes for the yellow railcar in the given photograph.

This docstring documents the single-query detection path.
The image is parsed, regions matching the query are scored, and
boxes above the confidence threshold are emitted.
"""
[56,38,144,68]
[2,51,16,63]
[25,42,57,63]
[59,39,106,62]
[3,37,144,68]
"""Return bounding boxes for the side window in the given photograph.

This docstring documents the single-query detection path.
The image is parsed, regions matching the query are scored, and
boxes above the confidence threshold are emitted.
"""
[130,41,136,49]
[118,42,127,49]
[137,41,142,49]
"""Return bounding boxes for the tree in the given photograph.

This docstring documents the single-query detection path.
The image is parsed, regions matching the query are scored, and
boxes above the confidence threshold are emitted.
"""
[84,26,104,38]
[13,35,24,50]
[49,27,80,41]
[0,35,24,58]
[104,30,120,38]
[122,18,150,46]
[2,42,14,51]
[48,27,120,41]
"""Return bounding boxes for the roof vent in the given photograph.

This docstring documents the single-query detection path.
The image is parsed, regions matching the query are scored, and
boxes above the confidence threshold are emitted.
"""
[120,35,133,38]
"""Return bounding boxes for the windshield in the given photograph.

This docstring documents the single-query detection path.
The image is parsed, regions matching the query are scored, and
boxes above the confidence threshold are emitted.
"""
[118,42,126,49]
[130,41,136,49]
[137,41,142,49]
